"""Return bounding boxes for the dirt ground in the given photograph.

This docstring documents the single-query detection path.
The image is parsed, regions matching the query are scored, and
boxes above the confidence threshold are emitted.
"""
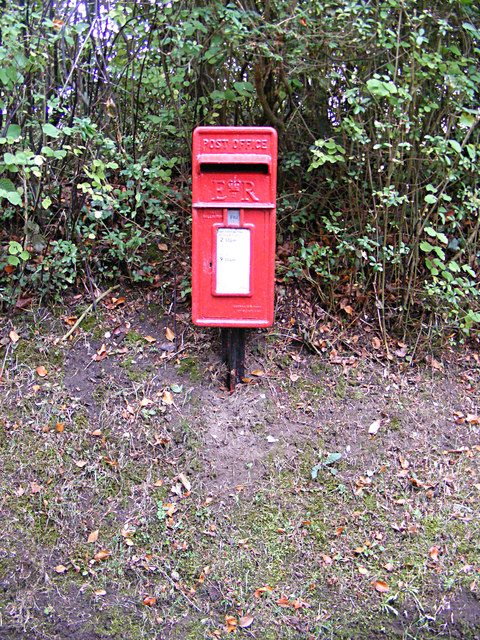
[1,290,480,639]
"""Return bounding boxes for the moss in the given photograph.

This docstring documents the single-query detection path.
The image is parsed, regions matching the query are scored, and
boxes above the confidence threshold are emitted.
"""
[177,356,202,382]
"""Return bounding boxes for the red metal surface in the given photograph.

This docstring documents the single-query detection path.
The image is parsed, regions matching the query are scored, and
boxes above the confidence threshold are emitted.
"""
[192,126,277,327]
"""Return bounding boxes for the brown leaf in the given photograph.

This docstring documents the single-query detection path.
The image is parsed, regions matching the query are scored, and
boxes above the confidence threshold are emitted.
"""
[144,335,156,343]
[399,454,409,469]
[276,595,290,607]
[254,585,274,598]
[93,344,107,361]
[374,580,390,593]
[30,481,42,494]
[429,546,440,562]
[87,530,99,543]
[36,366,48,377]
[143,595,156,606]
[251,369,265,377]
[56,422,64,432]
[372,337,381,349]
[94,550,110,561]
[9,330,19,343]
[162,390,174,405]
[95,589,106,596]
[54,564,67,573]
[238,614,254,628]
[224,615,237,632]
[157,243,168,251]
[358,566,369,576]
[74,460,87,468]
[165,327,175,342]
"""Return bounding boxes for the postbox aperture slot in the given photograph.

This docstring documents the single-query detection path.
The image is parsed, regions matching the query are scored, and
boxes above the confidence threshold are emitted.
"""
[215,227,251,295]
[200,163,269,174]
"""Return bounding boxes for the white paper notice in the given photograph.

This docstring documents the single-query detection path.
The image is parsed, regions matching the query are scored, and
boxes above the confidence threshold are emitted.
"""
[216,228,251,294]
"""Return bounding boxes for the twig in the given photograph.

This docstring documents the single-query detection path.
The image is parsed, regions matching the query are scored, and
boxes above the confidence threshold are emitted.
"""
[156,566,204,614]
[61,285,119,341]
[0,343,11,379]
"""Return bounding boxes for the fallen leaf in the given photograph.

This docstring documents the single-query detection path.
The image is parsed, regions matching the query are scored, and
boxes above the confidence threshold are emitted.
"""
[251,369,265,377]
[36,366,48,377]
[166,327,175,342]
[145,335,156,343]
[54,564,67,573]
[92,344,107,361]
[358,566,369,576]
[225,614,237,632]
[429,546,440,562]
[95,589,106,596]
[158,243,168,251]
[399,454,409,469]
[321,554,333,565]
[163,502,177,517]
[289,373,299,382]
[292,599,309,609]
[87,530,99,543]
[94,550,110,561]
[153,479,163,487]
[56,422,64,432]
[9,330,19,343]
[372,337,381,349]
[276,595,291,607]
[30,481,42,494]
[178,472,191,492]
[74,460,87,468]
[254,585,274,598]
[162,390,174,405]
[238,614,254,628]
[384,563,394,572]
[368,419,382,435]
[374,580,390,593]
[91,429,102,437]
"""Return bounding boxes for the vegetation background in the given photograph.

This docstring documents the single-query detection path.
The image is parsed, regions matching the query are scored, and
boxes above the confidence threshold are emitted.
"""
[1,0,480,341]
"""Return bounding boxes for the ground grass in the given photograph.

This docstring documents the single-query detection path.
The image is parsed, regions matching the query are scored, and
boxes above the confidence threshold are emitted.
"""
[1,299,479,639]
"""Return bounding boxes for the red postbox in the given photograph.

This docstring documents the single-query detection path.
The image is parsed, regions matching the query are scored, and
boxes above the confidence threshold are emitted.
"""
[192,126,277,327]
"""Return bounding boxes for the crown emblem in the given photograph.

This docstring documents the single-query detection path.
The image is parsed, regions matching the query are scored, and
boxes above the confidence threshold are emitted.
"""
[227,176,241,193]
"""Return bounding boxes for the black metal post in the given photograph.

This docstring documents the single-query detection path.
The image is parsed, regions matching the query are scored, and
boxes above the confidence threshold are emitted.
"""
[221,327,246,391]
